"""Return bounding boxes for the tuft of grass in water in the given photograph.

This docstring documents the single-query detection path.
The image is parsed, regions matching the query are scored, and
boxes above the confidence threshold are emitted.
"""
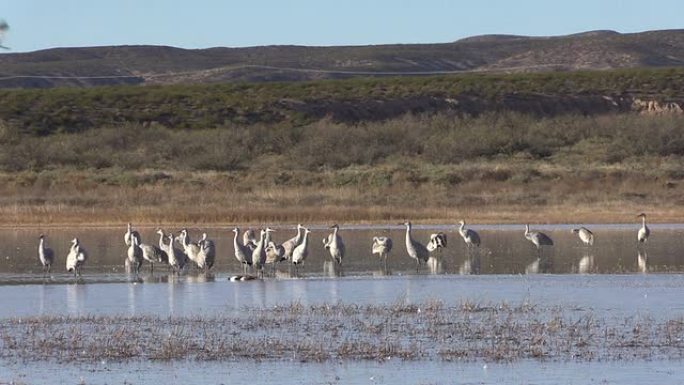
[1,301,683,363]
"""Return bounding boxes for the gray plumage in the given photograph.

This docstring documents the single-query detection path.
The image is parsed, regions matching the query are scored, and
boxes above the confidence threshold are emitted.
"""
[124,223,141,247]
[65,238,88,276]
[154,229,171,266]
[323,224,345,264]
[126,235,143,274]
[292,228,311,267]
[572,227,594,246]
[38,234,54,274]
[252,228,274,272]
[139,237,168,274]
[403,221,429,269]
[243,229,257,251]
[524,224,554,249]
[457,220,481,248]
[265,241,286,264]
[372,236,392,261]
[197,232,216,270]
[179,228,202,268]
[637,213,650,244]
[426,232,447,252]
[232,228,253,271]
[166,233,188,273]
[281,224,304,261]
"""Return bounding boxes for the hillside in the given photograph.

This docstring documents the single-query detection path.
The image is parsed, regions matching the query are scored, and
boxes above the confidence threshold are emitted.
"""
[2,29,684,88]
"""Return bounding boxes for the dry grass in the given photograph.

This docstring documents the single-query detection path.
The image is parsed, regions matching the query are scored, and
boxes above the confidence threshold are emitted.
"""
[0,156,683,226]
[1,301,682,363]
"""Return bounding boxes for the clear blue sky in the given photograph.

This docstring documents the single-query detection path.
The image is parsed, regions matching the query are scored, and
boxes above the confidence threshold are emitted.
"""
[1,0,683,52]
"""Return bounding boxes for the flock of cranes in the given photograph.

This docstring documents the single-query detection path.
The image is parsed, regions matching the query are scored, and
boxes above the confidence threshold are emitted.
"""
[35,213,653,278]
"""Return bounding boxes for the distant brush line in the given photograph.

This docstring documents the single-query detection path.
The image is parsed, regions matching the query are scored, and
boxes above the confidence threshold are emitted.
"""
[0,64,468,82]
[0,74,141,81]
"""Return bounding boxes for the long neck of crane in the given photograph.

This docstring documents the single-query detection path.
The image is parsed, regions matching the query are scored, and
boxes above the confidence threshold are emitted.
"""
[301,231,309,248]
[157,232,165,249]
[642,217,646,227]
[233,230,240,248]
[257,232,266,249]
[167,237,175,255]
[39,238,44,249]
[459,222,466,235]
[405,225,412,245]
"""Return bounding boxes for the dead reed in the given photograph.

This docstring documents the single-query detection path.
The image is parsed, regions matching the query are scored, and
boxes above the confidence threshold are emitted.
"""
[1,301,682,363]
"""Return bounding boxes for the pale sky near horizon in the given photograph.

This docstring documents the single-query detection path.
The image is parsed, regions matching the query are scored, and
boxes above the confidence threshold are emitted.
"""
[1,0,683,53]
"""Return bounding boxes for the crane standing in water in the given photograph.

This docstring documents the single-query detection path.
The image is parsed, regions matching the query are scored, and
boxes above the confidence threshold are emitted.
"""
[524,224,554,256]
[403,221,430,272]
[38,234,55,275]
[637,213,650,245]
[572,227,594,246]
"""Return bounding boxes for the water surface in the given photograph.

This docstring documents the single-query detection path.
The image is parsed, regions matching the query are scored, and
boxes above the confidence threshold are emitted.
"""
[1,224,682,281]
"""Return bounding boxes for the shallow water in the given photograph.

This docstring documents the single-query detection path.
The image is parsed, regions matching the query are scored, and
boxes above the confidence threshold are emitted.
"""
[1,359,681,385]
[2,224,684,384]
[1,224,683,280]
[2,274,684,319]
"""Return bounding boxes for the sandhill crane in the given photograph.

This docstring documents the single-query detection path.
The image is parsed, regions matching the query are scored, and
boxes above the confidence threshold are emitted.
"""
[372,236,393,263]
[166,233,188,274]
[403,221,429,271]
[252,228,275,275]
[292,227,311,273]
[124,223,141,247]
[232,228,253,273]
[243,229,257,251]
[282,224,304,261]
[427,232,447,253]
[572,227,594,246]
[126,235,143,274]
[139,234,168,274]
[179,228,202,268]
[265,241,286,274]
[524,224,554,255]
[265,241,286,264]
[197,232,216,271]
[637,213,650,244]
[38,234,54,275]
[323,224,345,264]
[457,220,481,248]
[154,229,171,267]
[65,238,88,277]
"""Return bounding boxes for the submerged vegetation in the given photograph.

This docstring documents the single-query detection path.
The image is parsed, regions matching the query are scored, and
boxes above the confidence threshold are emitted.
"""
[1,68,684,224]
[1,301,682,363]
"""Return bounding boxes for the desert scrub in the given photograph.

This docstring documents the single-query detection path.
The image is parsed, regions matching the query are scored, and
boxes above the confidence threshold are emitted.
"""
[3,112,684,173]
[2,67,684,133]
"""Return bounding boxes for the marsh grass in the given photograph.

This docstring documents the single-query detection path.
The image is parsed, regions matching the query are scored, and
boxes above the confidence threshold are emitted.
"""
[1,302,683,363]
[0,155,683,225]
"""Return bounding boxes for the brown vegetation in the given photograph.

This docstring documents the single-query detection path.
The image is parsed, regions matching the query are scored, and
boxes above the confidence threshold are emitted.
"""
[1,112,684,225]
[1,301,682,363]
